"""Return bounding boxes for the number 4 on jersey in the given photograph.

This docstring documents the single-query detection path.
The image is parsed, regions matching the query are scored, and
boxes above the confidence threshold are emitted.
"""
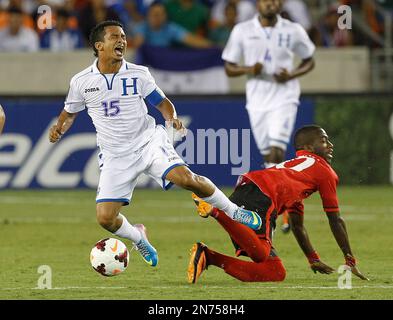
[264,49,272,63]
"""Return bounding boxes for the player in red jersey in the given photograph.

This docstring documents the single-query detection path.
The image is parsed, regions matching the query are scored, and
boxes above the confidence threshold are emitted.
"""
[188,125,368,283]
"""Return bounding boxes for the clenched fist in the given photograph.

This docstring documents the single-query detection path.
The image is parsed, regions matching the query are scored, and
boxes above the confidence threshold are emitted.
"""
[49,125,63,143]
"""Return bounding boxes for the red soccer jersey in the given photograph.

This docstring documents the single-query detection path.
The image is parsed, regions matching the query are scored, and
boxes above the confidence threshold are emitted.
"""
[236,150,339,215]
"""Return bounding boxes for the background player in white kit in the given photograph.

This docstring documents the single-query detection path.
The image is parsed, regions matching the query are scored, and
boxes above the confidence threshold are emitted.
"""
[222,0,315,233]
[48,20,262,267]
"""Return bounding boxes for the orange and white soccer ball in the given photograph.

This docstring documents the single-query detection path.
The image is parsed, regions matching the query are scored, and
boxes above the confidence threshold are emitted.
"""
[90,238,129,276]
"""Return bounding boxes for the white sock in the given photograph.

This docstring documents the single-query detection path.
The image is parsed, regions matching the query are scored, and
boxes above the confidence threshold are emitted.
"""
[264,162,277,168]
[201,188,238,218]
[114,213,141,243]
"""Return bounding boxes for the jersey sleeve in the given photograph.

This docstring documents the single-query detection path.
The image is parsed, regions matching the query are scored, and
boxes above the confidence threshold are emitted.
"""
[292,23,315,59]
[318,171,339,213]
[221,24,243,64]
[141,68,166,107]
[64,77,85,113]
[287,201,304,215]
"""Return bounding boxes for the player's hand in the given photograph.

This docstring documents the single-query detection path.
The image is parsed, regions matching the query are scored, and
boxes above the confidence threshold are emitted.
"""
[274,68,293,83]
[310,260,335,274]
[167,118,187,140]
[350,265,369,280]
[172,118,185,131]
[345,254,369,280]
[49,125,62,143]
[250,63,263,76]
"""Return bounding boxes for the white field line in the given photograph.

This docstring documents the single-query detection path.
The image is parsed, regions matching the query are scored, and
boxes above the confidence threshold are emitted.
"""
[1,285,393,291]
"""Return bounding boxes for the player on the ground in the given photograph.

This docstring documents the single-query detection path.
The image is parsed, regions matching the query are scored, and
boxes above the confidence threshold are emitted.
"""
[188,125,369,283]
[222,0,315,233]
[0,104,5,134]
[48,20,262,268]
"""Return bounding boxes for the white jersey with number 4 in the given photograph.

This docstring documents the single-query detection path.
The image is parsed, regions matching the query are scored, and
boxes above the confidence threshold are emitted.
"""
[222,15,315,111]
[64,59,166,157]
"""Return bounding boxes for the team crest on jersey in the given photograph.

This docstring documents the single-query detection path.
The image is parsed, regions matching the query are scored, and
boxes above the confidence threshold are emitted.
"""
[85,87,100,93]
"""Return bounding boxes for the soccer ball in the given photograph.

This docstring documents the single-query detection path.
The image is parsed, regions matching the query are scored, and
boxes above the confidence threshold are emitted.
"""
[90,238,129,276]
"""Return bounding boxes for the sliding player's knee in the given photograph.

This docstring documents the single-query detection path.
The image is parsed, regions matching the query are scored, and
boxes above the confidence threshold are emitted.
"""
[269,258,286,282]
[249,239,270,263]
[250,247,269,263]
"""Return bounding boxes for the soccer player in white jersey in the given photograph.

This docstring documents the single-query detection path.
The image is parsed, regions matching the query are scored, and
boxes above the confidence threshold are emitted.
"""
[0,104,5,135]
[222,0,315,233]
[49,20,262,268]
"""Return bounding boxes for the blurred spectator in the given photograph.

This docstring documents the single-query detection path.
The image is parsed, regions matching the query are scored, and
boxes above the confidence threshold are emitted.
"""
[130,0,155,17]
[363,0,384,35]
[312,4,353,47]
[31,1,80,36]
[377,0,393,10]
[211,0,255,25]
[164,0,210,36]
[78,0,120,44]
[340,0,385,35]
[133,1,212,48]
[0,0,36,14]
[209,2,237,47]
[104,0,134,25]
[0,6,39,51]
[123,0,145,37]
[40,8,83,51]
[0,0,34,29]
[281,0,312,32]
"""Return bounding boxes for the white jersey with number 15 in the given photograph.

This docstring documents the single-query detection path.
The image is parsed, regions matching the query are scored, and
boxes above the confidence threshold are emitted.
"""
[64,59,166,157]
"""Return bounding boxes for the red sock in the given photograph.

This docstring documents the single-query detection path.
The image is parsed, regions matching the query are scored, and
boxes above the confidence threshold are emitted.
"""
[205,248,286,282]
[212,208,270,262]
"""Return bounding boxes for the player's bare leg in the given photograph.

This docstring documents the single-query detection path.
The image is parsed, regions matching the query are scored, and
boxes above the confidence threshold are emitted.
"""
[165,166,262,230]
[281,211,290,233]
[96,202,158,266]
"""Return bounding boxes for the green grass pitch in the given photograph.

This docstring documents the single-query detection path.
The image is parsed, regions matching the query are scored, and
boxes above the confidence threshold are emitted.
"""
[0,186,393,300]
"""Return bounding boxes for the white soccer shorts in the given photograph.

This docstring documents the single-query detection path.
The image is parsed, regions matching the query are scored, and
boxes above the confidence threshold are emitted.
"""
[96,125,186,205]
[248,104,298,155]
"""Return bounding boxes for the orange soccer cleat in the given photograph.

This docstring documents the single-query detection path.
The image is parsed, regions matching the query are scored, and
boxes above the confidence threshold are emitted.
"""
[191,193,213,218]
[188,242,208,284]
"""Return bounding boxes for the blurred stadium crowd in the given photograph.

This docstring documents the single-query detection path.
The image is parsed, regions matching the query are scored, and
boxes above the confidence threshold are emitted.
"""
[0,0,391,52]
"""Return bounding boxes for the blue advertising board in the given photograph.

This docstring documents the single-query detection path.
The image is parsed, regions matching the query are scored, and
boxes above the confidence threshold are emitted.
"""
[0,97,314,189]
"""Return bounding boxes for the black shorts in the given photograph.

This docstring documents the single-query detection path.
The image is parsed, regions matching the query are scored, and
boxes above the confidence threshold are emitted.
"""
[229,183,278,257]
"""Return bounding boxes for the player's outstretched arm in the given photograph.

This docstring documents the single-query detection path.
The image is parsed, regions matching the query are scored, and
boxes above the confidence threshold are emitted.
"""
[289,212,335,275]
[0,104,5,135]
[326,212,369,280]
[49,109,78,143]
